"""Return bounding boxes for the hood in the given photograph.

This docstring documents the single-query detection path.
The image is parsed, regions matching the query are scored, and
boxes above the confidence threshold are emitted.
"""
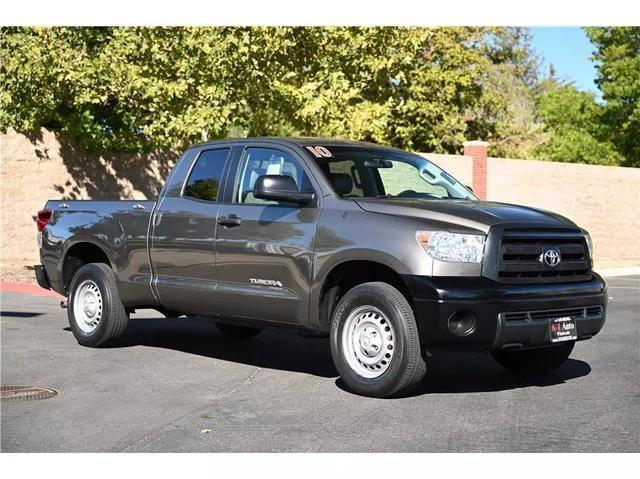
[353,198,578,233]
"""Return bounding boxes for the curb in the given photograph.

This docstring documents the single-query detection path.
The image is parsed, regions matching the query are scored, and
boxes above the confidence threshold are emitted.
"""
[0,281,62,298]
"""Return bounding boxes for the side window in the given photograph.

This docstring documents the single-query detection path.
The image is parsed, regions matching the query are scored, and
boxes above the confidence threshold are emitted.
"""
[183,148,230,202]
[235,148,313,204]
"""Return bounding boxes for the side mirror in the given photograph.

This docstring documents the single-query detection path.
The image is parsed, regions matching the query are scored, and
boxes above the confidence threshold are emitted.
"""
[465,185,474,193]
[253,175,315,205]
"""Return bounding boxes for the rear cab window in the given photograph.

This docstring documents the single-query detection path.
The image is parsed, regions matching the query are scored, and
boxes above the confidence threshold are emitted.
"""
[183,148,231,202]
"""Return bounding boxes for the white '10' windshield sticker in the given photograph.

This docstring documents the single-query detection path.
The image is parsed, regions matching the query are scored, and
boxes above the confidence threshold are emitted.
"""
[305,146,332,158]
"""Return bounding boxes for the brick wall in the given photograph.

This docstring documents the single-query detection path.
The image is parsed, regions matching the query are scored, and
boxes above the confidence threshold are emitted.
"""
[0,129,638,283]
[464,141,489,199]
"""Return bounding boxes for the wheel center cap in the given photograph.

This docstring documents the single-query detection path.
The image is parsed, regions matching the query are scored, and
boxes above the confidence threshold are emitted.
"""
[83,293,97,317]
[359,329,382,356]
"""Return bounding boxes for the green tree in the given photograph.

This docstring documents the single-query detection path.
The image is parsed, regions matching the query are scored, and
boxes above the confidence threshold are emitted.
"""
[586,27,640,167]
[1,27,264,151]
[281,27,504,152]
[529,28,638,167]
[0,26,550,157]
[0,27,107,145]
[471,27,543,158]
[483,27,541,88]
[534,81,623,165]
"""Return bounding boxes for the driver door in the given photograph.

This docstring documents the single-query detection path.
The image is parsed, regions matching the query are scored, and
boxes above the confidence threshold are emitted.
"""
[214,146,320,326]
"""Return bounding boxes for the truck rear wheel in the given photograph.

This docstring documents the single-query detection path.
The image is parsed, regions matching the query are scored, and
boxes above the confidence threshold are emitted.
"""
[330,282,426,398]
[67,263,129,347]
[215,321,262,340]
[491,342,574,373]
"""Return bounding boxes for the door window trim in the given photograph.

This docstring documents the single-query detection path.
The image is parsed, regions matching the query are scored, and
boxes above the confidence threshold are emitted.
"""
[230,144,320,208]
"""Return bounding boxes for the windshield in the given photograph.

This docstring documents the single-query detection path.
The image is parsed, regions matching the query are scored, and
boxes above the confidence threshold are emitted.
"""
[304,145,476,200]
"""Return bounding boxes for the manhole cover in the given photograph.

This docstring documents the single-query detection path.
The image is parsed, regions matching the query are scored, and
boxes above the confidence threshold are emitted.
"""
[1,386,59,402]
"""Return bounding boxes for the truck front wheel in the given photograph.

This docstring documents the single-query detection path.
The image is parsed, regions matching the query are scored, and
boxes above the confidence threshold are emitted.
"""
[330,282,426,398]
[491,342,575,373]
[67,263,129,347]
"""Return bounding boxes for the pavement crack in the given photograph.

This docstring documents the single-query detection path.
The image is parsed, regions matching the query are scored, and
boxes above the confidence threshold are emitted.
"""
[219,367,261,400]
[117,367,261,452]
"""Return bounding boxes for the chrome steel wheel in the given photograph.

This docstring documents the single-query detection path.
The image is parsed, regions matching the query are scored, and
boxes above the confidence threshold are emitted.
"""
[341,305,395,378]
[73,279,103,334]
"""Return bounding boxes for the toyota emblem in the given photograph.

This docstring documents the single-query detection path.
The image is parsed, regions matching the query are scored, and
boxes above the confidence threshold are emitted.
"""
[542,249,561,267]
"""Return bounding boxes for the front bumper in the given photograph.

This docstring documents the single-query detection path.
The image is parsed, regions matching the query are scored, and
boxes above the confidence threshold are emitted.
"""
[403,274,607,352]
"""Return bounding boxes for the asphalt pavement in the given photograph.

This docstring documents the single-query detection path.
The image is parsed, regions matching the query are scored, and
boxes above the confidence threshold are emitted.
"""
[1,274,638,452]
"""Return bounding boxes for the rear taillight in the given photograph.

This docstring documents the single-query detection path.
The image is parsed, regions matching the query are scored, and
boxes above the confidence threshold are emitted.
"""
[36,209,52,232]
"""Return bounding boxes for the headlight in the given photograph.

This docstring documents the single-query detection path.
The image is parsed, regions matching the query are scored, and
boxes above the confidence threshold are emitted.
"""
[584,232,594,265]
[416,231,486,263]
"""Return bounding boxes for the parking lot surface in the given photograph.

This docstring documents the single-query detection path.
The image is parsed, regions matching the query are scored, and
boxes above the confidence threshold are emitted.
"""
[1,274,638,452]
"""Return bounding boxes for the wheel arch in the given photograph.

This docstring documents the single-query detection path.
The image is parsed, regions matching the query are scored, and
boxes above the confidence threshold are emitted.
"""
[311,257,414,332]
[59,239,115,294]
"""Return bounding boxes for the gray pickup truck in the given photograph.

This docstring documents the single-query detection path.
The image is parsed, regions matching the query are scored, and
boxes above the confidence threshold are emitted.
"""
[35,138,607,397]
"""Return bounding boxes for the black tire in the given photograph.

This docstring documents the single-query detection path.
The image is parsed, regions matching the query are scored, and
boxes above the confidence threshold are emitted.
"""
[67,263,129,347]
[215,321,262,340]
[330,282,426,398]
[491,341,575,373]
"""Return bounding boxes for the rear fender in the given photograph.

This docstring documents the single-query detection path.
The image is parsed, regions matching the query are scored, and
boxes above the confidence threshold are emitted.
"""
[42,211,123,293]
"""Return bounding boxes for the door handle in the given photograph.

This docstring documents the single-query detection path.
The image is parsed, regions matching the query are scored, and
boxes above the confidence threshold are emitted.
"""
[217,214,242,227]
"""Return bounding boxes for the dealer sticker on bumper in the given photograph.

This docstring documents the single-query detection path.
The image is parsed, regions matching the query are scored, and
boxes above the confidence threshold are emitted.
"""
[550,316,578,343]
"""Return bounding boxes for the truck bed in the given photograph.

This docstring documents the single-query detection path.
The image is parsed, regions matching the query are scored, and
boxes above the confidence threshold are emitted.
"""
[40,200,156,304]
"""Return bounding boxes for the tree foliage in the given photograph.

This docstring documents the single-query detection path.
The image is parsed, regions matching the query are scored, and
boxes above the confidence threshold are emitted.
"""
[0,26,536,155]
[1,26,637,167]
[534,81,623,165]
[586,27,640,167]
[473,27,542,158]
[530,27,639,167]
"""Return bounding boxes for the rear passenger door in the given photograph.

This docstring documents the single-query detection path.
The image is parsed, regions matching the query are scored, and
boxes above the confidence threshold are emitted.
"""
[149,147,233,314]
[214,145,321,326]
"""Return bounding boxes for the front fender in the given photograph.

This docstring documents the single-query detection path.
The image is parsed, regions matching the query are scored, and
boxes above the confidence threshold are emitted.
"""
[309,247,414,332]
[309,202,430,329]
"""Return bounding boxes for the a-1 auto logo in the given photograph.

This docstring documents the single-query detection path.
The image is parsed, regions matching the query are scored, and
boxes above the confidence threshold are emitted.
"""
[551,321,574,333]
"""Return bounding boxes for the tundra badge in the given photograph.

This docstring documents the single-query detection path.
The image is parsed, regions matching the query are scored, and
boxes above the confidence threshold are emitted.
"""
[249,278,284,288]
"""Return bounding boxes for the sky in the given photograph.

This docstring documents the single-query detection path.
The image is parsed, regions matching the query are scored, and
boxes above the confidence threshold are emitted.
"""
[531,27,599,96]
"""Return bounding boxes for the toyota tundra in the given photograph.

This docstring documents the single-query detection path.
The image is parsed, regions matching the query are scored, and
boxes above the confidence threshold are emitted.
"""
[34,138,607,397]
